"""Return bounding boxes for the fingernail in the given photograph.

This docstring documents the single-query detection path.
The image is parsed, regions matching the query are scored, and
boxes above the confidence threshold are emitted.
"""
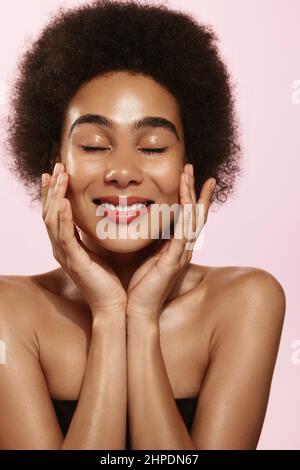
[210,178,216,190]
[188,164,194,176]
[41,173,48,187]
[184,173,190,184]
[54,163,61,175]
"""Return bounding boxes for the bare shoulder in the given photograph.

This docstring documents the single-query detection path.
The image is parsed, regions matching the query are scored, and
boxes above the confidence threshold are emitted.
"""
[0,274,41,362]
[0,272,42,299]
[0,274,64,449]
[0,274,42,329]
[0,273,32,307]
[204,265,286,308]
[202,264,285,309]
[199,265,286,346]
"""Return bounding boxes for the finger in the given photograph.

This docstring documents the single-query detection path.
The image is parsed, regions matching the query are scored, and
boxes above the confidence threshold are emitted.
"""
[41,171,58,247]
[152,237,170,258]
[155,166,197,271]
[187,165,197,233]
[45,162,64,213]
[188,165,197,206]
[165,169,193,263]
[198,178,216,224]
[184,210,197,252]
[58,198,90,271]
[47,169,69,240]
[186,178,215,250]
[41,173,51,218]
[41,170,67,262]
[179,167,195,240]
[174,171,190,239]
[181,166,198,254]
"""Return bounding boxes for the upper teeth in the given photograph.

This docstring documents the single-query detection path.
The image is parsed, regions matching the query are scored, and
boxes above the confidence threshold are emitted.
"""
[100,202,148,211]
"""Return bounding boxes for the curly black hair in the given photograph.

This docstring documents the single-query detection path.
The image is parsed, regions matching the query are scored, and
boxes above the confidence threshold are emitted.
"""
[2,0,243,208]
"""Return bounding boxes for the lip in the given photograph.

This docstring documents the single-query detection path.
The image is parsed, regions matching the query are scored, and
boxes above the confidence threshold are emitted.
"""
[93,195,154,225]
[96,204,151,224]
[93,195,154,206]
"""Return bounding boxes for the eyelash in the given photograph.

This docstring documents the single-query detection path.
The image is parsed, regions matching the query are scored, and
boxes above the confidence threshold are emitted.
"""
[80,146,167,154]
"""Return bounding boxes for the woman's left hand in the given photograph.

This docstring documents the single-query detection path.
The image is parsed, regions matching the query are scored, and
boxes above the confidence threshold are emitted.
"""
[126,163,216,323]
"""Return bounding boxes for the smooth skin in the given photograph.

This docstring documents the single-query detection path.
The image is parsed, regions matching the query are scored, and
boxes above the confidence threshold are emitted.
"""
[0,71,286,449]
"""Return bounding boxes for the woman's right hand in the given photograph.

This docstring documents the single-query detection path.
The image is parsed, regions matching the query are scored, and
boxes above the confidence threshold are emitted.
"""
[41,162,127,319]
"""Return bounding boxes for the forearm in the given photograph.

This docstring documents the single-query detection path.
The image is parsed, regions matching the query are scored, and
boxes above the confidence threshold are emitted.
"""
[127,316,196,450]
[61,311,127,450]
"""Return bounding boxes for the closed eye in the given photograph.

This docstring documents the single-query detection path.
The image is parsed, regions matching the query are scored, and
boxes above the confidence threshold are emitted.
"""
[139,148,168,154]
[80,146,110,152]
[80,146,168,154]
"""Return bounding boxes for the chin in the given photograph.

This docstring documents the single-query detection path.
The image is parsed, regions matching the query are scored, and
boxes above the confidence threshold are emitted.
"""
[74,207,166,253]
[95,235,159,253]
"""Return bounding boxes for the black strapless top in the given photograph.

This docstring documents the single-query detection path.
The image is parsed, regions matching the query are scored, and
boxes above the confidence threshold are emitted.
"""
[52,396,198,449]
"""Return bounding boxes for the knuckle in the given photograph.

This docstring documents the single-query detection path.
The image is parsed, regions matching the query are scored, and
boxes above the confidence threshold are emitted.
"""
[52,248,59,261]
[59,233,66,243]
[66,258,78,274]
[60,236,69,246]
[165,259,178,274]
[43,214,50,225]
[179,257,187,269]
[44,215,54,227]
[53,184,61,195]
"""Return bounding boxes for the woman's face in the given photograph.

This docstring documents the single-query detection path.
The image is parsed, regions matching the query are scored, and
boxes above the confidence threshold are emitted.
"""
[59,70,186,253]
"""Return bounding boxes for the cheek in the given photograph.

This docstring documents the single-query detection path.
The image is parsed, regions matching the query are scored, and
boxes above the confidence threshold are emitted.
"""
[65,156,104,196]
[63,142,103,177]
[65,153,98,176]
[150,160,181,197]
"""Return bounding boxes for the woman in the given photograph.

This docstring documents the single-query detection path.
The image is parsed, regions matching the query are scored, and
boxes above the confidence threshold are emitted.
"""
[0,0,285,450]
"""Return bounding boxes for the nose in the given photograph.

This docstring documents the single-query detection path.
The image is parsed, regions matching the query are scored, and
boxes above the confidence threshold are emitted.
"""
[103,152,143,188]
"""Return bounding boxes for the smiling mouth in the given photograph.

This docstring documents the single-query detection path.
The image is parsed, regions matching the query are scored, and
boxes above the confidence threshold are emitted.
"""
[92,199,154,211]
[92,199,155,224]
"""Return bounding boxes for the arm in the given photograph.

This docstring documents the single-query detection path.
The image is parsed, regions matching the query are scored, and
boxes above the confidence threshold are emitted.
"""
[125,167,214,450]
[190,269,286,449]
[126,269,285,450]
[62,313,127,449]
[0,285,127,450]
[127,316,196,450]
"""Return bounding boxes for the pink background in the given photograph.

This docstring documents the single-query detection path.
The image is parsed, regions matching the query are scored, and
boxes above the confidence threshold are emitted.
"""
[0,0,299,449]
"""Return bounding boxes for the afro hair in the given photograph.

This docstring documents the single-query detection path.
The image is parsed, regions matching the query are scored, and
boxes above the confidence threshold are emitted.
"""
[2,0,243,208]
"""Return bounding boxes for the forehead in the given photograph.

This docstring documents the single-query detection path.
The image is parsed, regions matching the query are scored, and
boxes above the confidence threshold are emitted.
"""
[62,71,184,136]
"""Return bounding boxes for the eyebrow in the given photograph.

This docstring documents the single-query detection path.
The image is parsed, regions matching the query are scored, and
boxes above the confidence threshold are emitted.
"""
[68,113,180,141]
